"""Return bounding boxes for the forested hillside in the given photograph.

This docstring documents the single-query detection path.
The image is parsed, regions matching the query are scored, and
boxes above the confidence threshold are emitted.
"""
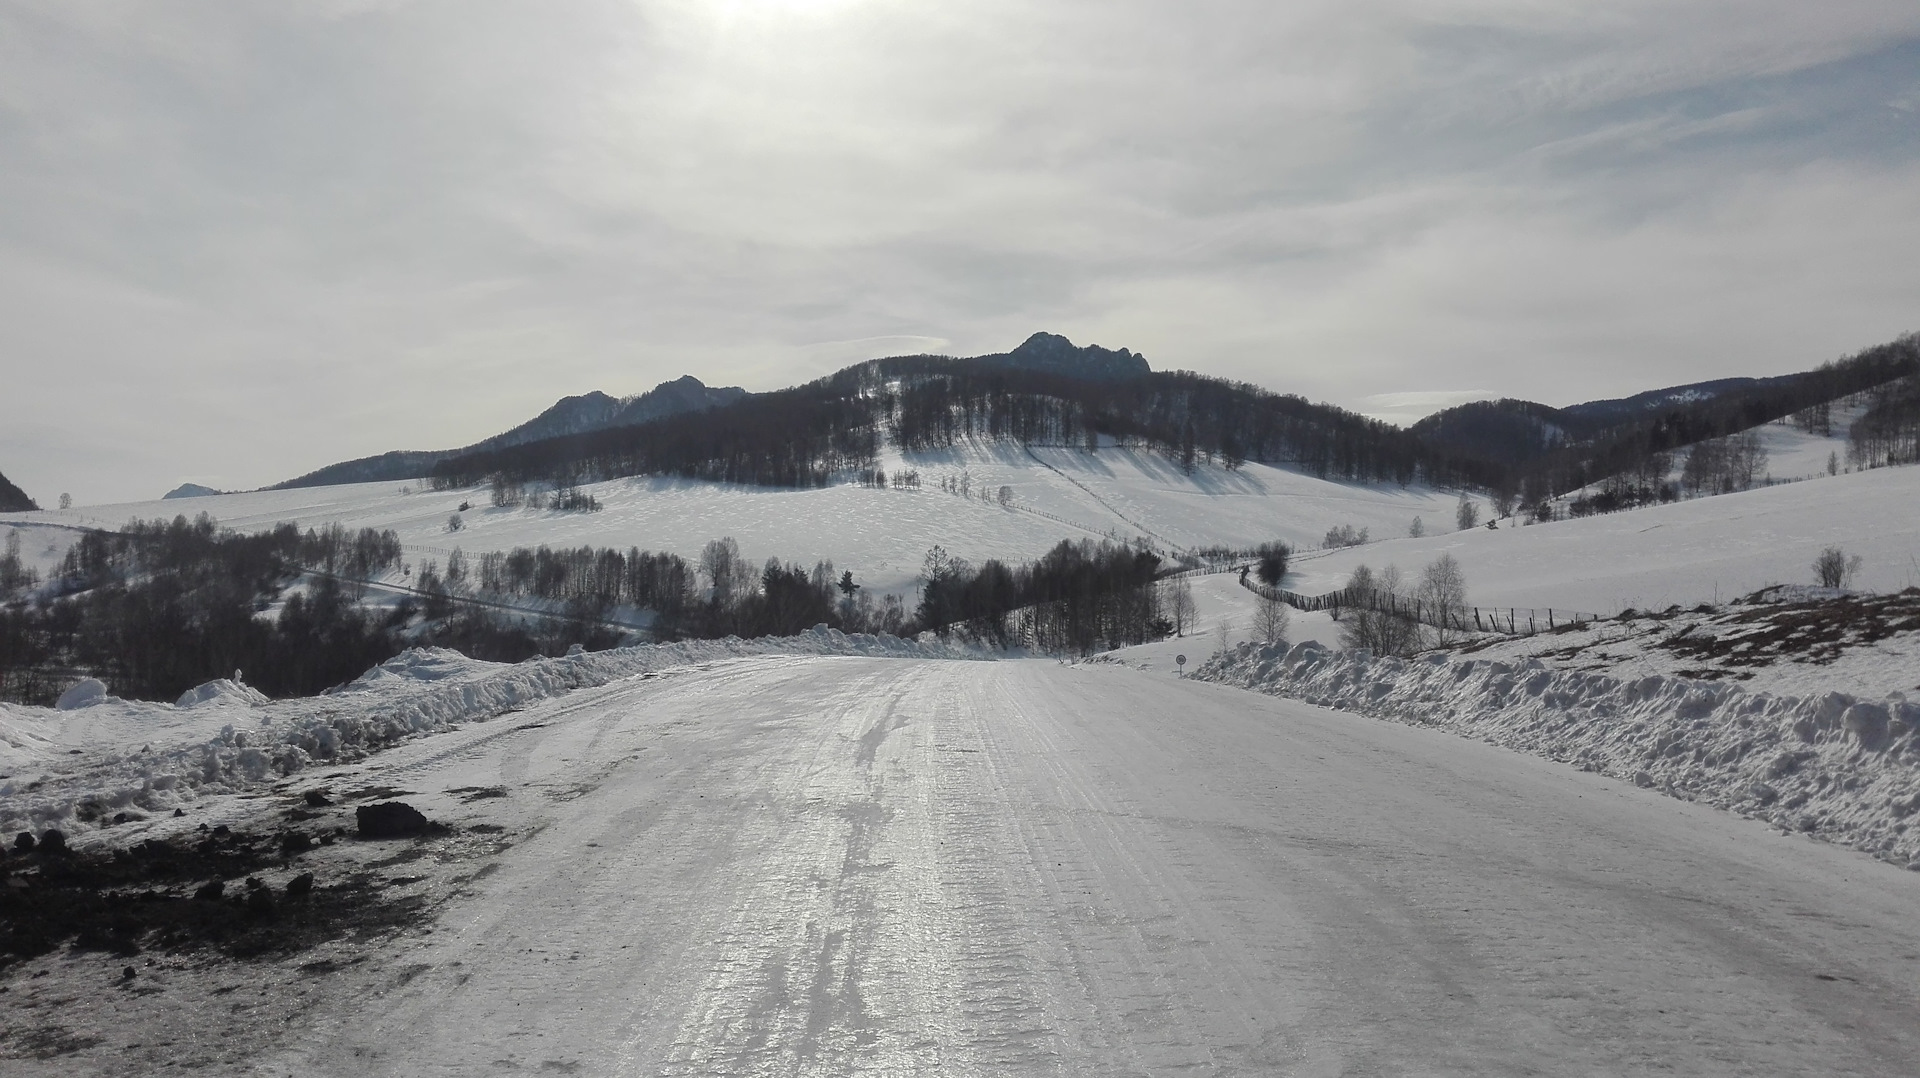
[427,336,1483,493]
[0,469,36,513]
[1413,334,1920,504]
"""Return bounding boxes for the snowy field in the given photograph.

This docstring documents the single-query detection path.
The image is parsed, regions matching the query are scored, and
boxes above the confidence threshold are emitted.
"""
[1289,461,1920,615]
[3,442,1466,598]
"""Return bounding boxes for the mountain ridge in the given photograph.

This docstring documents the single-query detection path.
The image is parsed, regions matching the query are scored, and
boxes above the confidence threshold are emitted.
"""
[0,469,36,513]
[271,375,749,490]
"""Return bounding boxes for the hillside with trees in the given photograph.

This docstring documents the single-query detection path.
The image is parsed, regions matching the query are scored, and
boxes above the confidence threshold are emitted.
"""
[0,469,37,512]
[1414,334,1920,508]
[425,333,1487,494]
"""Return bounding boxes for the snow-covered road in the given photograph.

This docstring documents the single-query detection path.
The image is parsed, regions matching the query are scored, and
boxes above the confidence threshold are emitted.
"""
[266,657,1920,1076]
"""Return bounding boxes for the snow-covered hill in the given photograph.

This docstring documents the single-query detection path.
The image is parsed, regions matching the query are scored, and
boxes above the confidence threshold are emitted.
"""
[1289,462,1920,616]
[5,443,1467,597]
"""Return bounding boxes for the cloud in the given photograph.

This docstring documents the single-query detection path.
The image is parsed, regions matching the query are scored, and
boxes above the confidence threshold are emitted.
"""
[2,0,1918,502]
[1361,391,1504,427]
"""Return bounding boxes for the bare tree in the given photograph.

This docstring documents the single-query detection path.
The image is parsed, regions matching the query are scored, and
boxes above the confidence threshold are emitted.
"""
[1408,516,1425,538]
[1214,617,1236,656]
[1812,546,1863,589]
[1253,592,1290,645]
[1417,552,1468,645]
[1339,563,1418,656]
[1455,495,1479,531]
[701,537,743,607]
[1163,575,1197,636]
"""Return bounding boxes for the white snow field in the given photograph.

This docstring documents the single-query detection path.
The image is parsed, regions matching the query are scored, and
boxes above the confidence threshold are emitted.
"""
[1288,461,1920,615]
[3,442,1465,597]
[7,656,1917,1076]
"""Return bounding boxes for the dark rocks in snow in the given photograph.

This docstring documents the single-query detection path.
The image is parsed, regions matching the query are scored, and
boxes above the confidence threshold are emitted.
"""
[38,829,66,854]
[303,790,333,808]
[286,872,315,900]
[356,801,431,839]
[281,831,314,857]
[14,832,34,852]
[0,827,424,965]
[211,825,230,838]
[173,808,186,818]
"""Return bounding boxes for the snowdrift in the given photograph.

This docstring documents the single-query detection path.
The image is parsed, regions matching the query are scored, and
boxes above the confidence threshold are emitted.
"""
[1196,640,1920,868]
[0,628,988,841]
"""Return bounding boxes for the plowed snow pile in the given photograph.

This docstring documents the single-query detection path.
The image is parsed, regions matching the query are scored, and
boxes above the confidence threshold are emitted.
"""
[1196,639,1920,868]
[0,628,987,842]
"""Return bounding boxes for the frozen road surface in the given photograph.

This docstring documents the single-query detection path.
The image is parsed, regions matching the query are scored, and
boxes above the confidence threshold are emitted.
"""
[269,657,1920,1076]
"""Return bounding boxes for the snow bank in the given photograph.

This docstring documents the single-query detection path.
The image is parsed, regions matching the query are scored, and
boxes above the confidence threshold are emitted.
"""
[56,678,111,710]
[176,678,271,708]
[0,628,988,840]
[1195,640,1920,868]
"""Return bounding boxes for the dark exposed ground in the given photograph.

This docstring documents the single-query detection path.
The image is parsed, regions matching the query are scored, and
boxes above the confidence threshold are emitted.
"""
[1657,587,1920,678]
[1452,588,1920,691]
[0,788,518,1075]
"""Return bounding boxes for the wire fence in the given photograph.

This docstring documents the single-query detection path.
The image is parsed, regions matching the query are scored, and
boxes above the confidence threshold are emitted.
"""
[1238,575,1600,637]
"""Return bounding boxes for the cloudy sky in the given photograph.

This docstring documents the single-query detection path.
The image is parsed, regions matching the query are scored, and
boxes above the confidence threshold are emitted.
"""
[3,0,1917,505]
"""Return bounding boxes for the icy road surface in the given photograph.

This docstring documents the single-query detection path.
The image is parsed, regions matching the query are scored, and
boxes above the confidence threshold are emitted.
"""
[270,656,1920,1076]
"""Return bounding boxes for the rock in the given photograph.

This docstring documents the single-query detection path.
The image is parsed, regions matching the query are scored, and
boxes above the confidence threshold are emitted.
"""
[1749,782,1780,805]
[38,829,66,854]
[13,832,34,852]
[211,825,230,838]
[192,880,225,902]
[285,872,315,900]
[356,801,431,839]
[122,967,137,980]
[281,832,314,857]
[173,809,186,818]
[303,790,332,808]
[1634,771,1656,788]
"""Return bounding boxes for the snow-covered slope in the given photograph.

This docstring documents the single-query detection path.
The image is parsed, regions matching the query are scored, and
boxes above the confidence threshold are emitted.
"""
[1290,462,1920,615]
[4,443,1465,596]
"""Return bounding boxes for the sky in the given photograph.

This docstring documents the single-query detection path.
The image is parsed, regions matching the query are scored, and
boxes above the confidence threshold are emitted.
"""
[2,0,1918,506]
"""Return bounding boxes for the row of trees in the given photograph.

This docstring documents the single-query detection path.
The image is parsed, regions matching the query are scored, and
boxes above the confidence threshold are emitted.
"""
[915,539,1168,654]
[0,517,411,705]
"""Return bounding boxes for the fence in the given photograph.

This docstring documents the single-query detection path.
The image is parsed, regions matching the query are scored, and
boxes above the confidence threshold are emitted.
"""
[1238,574,1600,637]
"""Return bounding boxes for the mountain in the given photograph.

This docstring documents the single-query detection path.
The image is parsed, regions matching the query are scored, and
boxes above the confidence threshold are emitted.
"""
[1407,335,1919,496]
[1557,375,1798,428]
[0,469,37,512]
[163,483,224,500]
[976,332,1151,381]
[1408,400,1577,466]
[273,375,749,490]
[424,332,1469,492]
